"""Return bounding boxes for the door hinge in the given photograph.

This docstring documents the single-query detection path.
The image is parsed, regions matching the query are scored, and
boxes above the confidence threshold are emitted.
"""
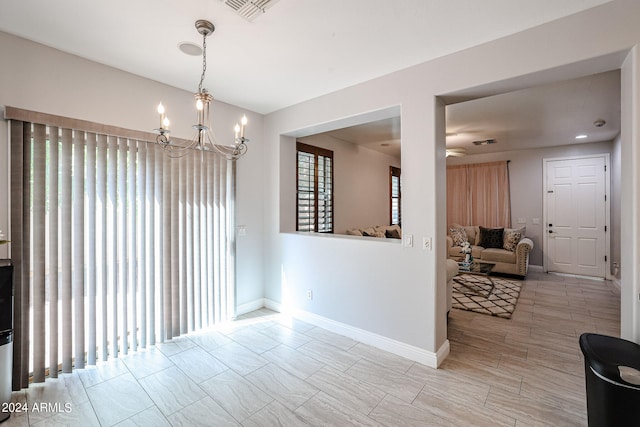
[605,255,608,262]
[604,165,607,172]
[605,225,607,232]
[605,194,607,201]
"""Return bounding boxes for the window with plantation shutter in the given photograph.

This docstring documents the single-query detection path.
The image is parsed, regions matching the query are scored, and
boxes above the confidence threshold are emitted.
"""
[390,166,401,226]
[296,142,333,233]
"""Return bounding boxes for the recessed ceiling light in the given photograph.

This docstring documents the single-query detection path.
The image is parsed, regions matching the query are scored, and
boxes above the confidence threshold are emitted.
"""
[178,42,203,56]
[575,134,588,139]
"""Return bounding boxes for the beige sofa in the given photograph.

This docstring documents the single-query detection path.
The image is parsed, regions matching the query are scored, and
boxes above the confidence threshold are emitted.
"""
[345,224,401,239]
[446,258,459,316]
[446,225,533,278]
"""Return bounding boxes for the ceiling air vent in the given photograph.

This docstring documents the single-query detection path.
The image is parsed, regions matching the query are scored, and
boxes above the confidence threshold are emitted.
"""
[224,0,279,21]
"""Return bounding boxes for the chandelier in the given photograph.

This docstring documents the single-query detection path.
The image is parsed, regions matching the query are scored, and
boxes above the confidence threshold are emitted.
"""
[154,19,249,161]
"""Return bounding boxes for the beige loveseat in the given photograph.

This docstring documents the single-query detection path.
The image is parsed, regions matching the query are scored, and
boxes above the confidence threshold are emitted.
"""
[345,224,401,239]
[446,224,533,278]
[446,258,459,316]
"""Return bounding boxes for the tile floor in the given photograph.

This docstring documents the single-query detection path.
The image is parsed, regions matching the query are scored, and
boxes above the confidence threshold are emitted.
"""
[2,271,620,426]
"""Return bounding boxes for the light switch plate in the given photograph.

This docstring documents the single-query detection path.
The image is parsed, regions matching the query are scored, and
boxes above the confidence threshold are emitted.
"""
[404,234,413,248]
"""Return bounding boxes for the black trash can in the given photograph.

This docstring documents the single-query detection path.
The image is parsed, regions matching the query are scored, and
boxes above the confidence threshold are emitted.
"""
[0,261,12,424]
[579,333,640,427]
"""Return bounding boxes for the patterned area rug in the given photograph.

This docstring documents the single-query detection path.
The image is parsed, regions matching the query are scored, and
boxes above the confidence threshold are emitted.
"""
[451,273,523,319]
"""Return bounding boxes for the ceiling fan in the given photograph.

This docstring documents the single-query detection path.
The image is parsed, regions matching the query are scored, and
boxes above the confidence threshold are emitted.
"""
[445,147,467,157]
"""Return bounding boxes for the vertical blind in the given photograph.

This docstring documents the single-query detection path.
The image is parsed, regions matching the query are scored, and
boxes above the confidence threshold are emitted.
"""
[8,108,235,390]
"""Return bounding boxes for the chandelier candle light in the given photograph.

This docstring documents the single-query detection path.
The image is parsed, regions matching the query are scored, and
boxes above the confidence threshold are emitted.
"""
[154,19,249,161]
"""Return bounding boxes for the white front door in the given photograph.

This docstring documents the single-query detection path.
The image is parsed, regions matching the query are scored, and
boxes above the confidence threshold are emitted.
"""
[544,155,608,278]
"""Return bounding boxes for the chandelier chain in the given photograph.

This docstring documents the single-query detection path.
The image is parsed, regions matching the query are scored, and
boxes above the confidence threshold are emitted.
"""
[198,32,207,93]
[154,19,248,161]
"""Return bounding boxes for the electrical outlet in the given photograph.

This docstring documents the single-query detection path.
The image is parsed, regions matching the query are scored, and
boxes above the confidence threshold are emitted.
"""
[422,237,432,251]
[307,290,313,300]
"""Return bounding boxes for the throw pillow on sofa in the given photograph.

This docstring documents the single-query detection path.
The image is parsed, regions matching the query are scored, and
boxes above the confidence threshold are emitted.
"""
[449,226,468,246]
[385,228,401,239]
[363,229,385,238]
[503,230,522,252]
[504,226,526,238]
[478,226,504,249]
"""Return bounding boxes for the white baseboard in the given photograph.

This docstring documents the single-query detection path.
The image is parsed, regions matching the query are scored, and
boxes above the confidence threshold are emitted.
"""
[263,298,281,312]
[612,278,621,290]
[549,271,605,281]
[260,298,446,368]
[236,299,267,316]
[530,264,612,282]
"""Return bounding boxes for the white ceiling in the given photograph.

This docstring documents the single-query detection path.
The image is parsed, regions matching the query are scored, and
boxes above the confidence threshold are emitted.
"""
[0,0,611,115]
[308,69,620,158]
[314,117,403,159]
[446,70,621,155]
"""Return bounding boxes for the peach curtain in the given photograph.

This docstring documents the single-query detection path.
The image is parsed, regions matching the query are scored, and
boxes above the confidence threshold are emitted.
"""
[446,165,471,228]
[447,161,511,228]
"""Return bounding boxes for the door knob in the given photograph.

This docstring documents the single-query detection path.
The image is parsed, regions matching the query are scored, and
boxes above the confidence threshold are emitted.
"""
[548,230,554,233]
